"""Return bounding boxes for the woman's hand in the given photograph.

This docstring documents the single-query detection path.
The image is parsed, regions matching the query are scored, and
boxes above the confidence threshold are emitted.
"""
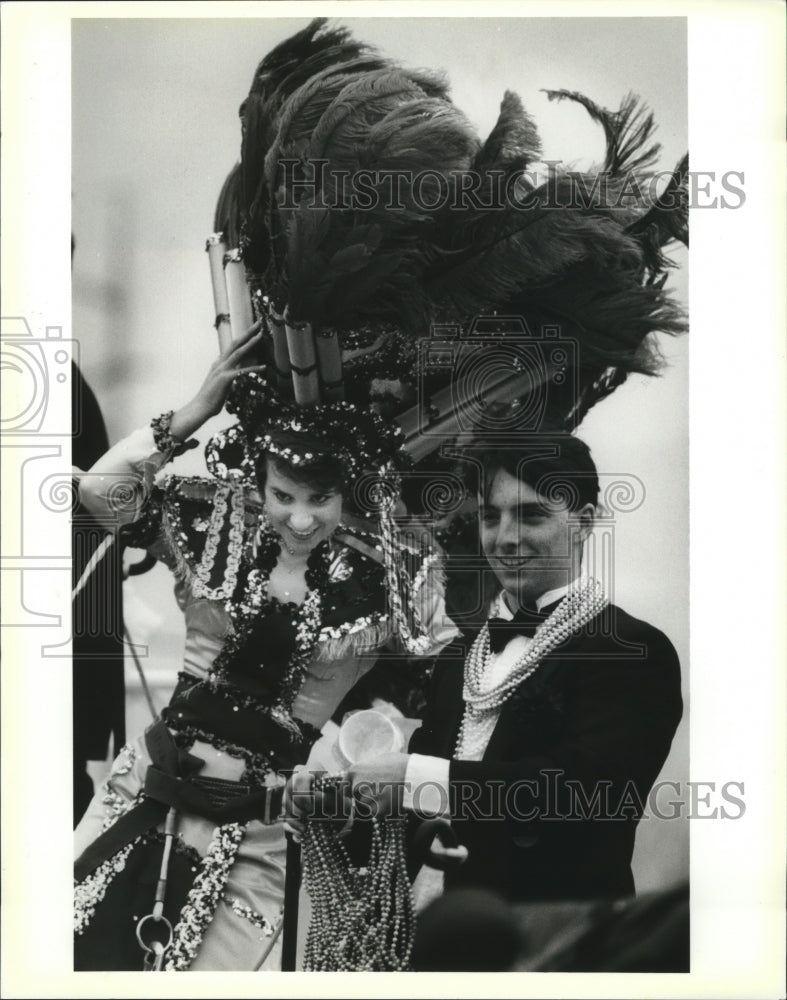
[168,320,265,441]
[282,767,317,840]
[283,767,355,841]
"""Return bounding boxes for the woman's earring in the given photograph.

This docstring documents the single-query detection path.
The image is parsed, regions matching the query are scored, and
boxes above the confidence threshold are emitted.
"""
[259,508,272,534]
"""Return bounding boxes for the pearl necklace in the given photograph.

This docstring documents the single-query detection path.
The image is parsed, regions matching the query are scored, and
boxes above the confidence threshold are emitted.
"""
[455,580,608,759]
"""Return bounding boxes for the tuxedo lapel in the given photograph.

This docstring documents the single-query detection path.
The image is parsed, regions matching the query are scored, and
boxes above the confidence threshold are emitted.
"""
[481,648,567,761]
[434,659,466,758]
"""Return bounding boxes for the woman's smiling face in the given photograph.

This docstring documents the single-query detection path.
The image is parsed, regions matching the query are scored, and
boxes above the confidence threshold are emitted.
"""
[262,457,344,555]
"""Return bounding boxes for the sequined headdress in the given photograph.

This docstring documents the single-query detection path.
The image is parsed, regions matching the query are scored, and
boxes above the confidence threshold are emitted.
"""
[204,371,409,494]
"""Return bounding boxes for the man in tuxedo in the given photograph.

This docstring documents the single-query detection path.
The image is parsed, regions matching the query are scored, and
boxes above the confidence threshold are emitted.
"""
[336,433,684,903]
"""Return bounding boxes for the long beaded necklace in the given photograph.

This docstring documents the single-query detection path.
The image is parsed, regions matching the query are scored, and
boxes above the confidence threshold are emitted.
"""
[378,491,436,655]
[456,579,608,758]
[301,776,416,972]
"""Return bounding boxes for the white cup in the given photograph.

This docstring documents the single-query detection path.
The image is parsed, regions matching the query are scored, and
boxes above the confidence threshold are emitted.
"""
[337,709,405,766]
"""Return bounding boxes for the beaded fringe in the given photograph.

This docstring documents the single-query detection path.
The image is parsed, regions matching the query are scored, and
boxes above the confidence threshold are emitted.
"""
[74,840,139,935]
[313,619,392,661]
[163,822,247,971]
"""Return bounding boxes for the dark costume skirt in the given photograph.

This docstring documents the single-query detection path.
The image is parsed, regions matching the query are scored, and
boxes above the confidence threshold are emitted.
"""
[74,679,319,971]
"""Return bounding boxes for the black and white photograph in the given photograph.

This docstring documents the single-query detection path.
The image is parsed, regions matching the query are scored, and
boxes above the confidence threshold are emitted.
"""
[1,2,784,997]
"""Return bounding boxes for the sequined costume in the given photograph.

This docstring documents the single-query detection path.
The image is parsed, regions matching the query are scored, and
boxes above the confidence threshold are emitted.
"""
[73,426,457,971]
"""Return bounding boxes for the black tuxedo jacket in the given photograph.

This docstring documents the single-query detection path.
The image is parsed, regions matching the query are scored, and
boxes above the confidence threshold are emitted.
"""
[409,603,683,903]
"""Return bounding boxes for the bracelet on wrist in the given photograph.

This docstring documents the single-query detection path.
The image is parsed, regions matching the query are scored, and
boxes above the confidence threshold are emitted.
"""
[151,411,198,459]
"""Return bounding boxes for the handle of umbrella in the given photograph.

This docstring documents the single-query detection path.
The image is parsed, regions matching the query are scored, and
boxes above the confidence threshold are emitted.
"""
[413,818,469,871]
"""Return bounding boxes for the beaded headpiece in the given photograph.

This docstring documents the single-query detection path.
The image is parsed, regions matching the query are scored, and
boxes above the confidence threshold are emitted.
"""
[204,370,409,494]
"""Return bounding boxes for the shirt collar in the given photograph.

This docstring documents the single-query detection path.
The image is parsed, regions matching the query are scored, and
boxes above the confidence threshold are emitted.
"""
[495,579,581,620]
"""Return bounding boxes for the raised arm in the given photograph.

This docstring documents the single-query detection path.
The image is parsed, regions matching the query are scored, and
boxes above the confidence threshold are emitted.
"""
[76,322,265,532]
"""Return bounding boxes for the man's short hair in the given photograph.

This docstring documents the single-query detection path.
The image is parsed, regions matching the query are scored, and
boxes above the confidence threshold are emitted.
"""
[468,433,599,511]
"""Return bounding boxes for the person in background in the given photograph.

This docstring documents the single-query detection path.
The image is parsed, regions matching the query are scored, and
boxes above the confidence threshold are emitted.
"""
[72,233,126,823]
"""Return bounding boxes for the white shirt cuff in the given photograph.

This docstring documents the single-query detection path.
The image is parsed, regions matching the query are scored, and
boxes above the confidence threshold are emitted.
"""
[403,754,451,817]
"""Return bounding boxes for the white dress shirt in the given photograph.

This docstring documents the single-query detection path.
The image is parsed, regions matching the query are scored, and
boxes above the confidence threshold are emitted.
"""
[403,581,577,817]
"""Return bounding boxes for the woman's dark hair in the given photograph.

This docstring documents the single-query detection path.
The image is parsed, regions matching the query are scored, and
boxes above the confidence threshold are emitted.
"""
[254,432,345,495]
[467,433,599,511]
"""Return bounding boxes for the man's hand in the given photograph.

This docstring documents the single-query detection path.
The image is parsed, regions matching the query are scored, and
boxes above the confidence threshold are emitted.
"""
[282,754,412,837]
[348,752,410,787]
[348,752,410,819]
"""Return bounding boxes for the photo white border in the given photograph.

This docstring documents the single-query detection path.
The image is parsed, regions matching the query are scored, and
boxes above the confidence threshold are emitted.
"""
[1,1,785,997]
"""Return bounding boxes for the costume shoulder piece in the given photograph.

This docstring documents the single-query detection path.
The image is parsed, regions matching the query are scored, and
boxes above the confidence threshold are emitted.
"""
[122,474,263,600]
[315,525,389,660]
[315,523,445,660]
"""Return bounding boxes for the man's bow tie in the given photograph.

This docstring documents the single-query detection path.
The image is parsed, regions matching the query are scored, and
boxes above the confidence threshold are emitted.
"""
[486,601,561,654]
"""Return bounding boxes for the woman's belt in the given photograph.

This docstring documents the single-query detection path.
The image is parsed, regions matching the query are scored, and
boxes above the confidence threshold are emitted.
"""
[74,720,285,882]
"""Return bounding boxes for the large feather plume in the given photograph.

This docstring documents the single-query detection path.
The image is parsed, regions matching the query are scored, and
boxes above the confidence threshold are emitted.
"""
[407,89,687,427]
[544,89,661,177]
[235,19,387,275]
[262,60,478,326]
[218,21,687,435]
[472,90,542,176]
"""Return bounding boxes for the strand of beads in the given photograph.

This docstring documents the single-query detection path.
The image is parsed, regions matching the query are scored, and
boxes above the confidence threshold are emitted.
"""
[379,499,434,656]
[301,777,415,972]
[456,580,608,758]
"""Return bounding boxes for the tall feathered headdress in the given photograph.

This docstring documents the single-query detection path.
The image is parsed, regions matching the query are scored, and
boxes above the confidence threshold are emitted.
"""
[210,19,686,437]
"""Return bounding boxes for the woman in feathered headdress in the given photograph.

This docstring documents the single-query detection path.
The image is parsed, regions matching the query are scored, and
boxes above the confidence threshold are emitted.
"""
[72,320,458,972]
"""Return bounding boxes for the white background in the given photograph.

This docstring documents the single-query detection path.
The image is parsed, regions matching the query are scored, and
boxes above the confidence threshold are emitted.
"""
[1,2,784,998]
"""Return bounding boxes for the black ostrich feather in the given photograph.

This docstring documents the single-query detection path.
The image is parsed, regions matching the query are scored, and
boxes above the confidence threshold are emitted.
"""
[626,153,689,280]
[308,68,447,164]
[237,20,387,275]
[266,62,477,328]
[472,89,543,175]
[421,176,645,320]
[544,89,661,177]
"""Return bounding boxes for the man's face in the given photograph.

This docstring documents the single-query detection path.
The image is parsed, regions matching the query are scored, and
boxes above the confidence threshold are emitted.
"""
[479,468,593,608]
